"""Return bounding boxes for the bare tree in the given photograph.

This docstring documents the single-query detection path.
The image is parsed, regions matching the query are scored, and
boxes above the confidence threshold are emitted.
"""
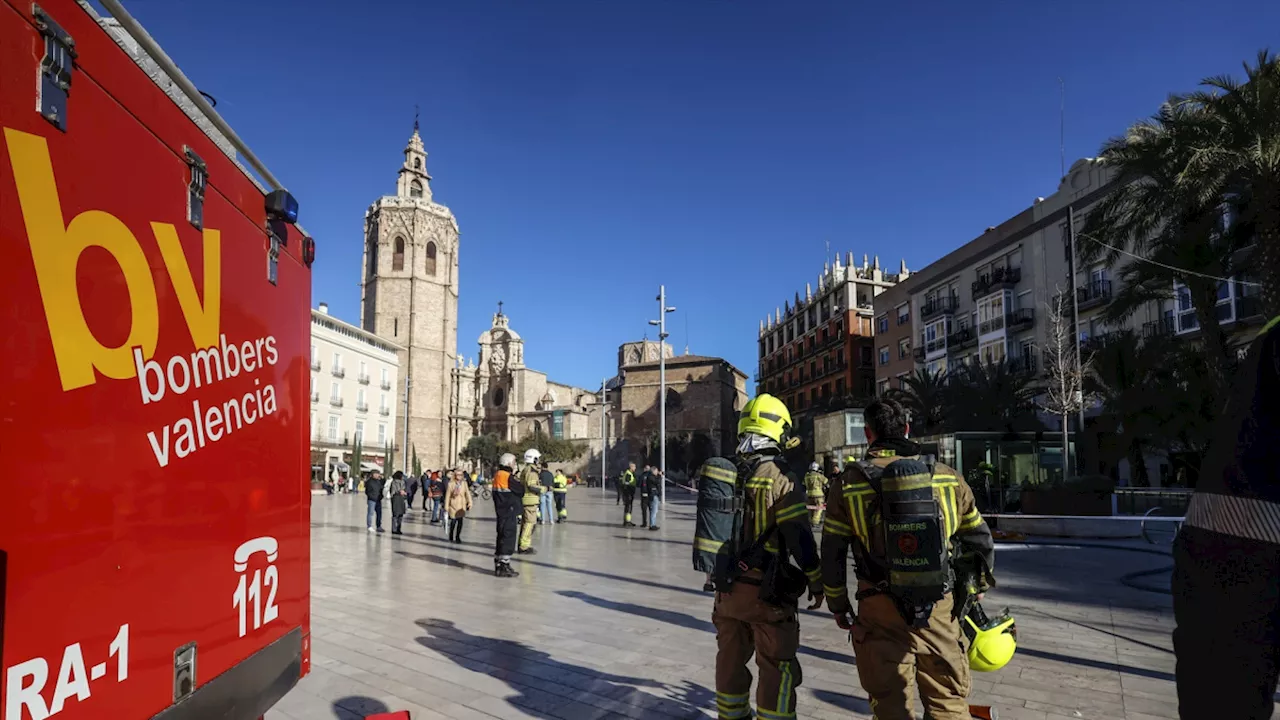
[1039,287,1092,478]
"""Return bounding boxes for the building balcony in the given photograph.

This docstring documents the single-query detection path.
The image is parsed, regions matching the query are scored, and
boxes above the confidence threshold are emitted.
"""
[1236,294,1263,321]
[920,296,958,322]
[379,407,391,416]
[1006,308,1035,332]
[947,326,977,352]
[1143,317,1175,339]
[1082,331,1122,353]
[912,346,927,362]
[312,431,350,449]
[978,314,1006,336]
[357,373,370,385]
[310,391,319,403]
[925,337,947,355]
[1007,353,1038,376]
[356,402,369,413]
[329,396,344,408]
[380,379,392,391]
[310,358,321,371]
[1076,280,1112,311]
[971,266,1022,300]
[331,366,346,378]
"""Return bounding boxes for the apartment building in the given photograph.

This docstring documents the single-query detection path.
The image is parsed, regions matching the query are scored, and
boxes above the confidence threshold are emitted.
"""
[757,253,907,417]
[874,159,1174,393]
[310,303,402,481]
[872,277,920,395]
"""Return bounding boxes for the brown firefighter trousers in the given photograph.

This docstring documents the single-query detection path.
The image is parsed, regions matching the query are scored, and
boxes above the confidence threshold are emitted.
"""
[852,592,971,720]
[713,580,801,720]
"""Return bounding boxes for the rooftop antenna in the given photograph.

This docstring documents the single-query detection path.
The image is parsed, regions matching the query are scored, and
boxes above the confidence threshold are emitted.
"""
[1058,77,1065,179]
[684,314,690,355]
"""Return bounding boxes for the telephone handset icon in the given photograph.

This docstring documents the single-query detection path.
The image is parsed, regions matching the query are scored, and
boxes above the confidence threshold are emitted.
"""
[233,537,278,572]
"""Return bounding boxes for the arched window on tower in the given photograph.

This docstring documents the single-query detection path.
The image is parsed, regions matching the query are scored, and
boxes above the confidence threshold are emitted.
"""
[409,180,423,199]
[414,157,421,170]
[367,238,378,278]
[425,242,437,276]
[392,237,405,271]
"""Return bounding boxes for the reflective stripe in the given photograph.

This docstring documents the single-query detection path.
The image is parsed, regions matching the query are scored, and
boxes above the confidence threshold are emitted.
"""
[716,692,751,720]
[805,566,821,581]
[776,504,808,523]
[759,707,796,720]
[702,465,737,483]
[695,537,724,553]
[746,477,775,490]
[823,517,852,537]
[850,495,870,544]
[939,485,956,538]
[886,472,934,492]
[1185,492,1280,545]
[824,584,847,598]
[959,508,984,531]
[1258,314,1280,338]
[773,659,796,717]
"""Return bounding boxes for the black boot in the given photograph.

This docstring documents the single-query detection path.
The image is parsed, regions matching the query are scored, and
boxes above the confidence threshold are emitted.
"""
[496,562,519,578]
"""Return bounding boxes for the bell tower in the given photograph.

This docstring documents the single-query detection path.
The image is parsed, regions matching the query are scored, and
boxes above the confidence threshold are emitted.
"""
[360,115,460,469]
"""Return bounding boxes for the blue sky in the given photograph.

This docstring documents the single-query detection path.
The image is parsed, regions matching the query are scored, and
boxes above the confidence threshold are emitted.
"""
[123,0,1279,390]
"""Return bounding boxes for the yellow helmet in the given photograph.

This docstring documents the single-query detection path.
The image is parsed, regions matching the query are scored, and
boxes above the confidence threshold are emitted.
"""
[964,610,1017,672]
[738,394,792,443]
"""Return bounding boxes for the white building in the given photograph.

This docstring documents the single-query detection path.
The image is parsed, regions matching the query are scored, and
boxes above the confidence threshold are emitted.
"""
[310,303,402,482]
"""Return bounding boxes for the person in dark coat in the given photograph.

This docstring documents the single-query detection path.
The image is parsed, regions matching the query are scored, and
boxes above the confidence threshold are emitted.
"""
[406,473,419,509]
[389,471,408,535]
[364,470,386,533]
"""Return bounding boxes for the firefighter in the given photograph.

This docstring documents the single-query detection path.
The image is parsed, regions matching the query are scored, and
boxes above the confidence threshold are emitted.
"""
[714,393,822,720]
[804,462,827,528]
[553,469,569,522]
[491,453,522,577]
[620,462,638,527]
[821,399,995,720]
[517,449,545,554]
[1174,316,1280,717]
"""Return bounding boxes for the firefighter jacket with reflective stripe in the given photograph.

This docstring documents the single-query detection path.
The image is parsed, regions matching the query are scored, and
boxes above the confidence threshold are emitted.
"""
[804,471,827,499]
[553,473,569,493]
[737,452,821,585]
[819,441,995,616]
[520,465,545,506]
[1185,315,1280,544]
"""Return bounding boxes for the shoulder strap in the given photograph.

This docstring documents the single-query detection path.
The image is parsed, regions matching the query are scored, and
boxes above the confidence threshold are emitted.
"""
[855,460,885,497]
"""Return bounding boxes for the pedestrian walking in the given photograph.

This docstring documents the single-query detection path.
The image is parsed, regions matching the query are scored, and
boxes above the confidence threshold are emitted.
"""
[538,461,555,525]
[406,473,419,509]
[518,449,546,554]
[822,399,1000,719]
[491,453,521,577]
[1174,315,1280,718]
[429,472,445,524]
[620,462,638,527]
[644,468,662,530]
[445,470,472,543]
[364,469,386,533]
[711,394,822,720]
[553,469,569,522]
[389,471,408,535]
[639,465,654,528]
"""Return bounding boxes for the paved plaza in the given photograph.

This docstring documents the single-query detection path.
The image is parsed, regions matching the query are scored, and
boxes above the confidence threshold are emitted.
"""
[268,487,1188,720]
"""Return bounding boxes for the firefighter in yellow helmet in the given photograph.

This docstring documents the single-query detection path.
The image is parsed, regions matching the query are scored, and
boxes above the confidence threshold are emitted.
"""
[517,448,546,554]
[804,462,827,529]
[820,399,997,720]
[713,393,822,720]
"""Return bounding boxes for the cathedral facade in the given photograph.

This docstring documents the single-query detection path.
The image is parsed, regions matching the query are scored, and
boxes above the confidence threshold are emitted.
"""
[362,125,592,469]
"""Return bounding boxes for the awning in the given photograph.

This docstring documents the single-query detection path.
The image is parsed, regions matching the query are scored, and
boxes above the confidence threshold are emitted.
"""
[360,462,380,472]
[330,461,350,472]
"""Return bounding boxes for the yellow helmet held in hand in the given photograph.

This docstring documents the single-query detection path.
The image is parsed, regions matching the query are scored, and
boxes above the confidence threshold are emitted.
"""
[738,394,792,443]
[963,606,1017,672]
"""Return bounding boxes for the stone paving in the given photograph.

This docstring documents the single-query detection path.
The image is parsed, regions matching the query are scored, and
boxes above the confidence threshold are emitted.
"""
[267,488,1190,720]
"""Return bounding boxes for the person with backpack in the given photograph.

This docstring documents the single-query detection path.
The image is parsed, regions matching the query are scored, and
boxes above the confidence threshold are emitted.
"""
[820,399,998,720]
[804,462,827,529]
[701,393,822,720]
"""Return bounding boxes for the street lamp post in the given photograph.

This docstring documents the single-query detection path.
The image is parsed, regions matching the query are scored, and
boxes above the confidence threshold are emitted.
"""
[648,286,676,508]
[600,378,608,498]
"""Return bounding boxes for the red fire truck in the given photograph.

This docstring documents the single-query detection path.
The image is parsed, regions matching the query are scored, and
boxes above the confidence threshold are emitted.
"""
[1,1,312,718]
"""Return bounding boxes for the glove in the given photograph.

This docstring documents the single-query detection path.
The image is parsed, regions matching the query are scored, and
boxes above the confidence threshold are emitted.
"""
[834,612,854,631]
[806,581,825,610]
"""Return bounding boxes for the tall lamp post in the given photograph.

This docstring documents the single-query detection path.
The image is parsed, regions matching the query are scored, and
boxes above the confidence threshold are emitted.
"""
[649,286,676,507]
[599,378,608,498]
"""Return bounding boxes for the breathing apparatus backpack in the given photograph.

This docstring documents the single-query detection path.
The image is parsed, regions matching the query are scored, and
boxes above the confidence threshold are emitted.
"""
[853,455,953,627]
[692,457,743,583]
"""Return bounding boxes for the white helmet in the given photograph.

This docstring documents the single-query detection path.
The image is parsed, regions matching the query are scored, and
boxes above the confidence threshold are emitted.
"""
[523,448,542,464]
[809,462,820,472]
[498,452,517,468]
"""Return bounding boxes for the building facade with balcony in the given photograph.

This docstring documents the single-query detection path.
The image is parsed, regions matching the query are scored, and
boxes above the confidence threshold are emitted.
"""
[310,303,402,481]
[872,275,919,395]
[756,253,908,418]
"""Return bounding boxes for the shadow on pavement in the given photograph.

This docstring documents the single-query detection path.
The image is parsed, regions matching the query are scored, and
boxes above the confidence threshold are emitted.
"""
[612,535,689,546]
[810,689,872,714]
[396,551,493,576]
[414,618,714,719]
[1017,646,1174,682]
[556,590,854,665]
[1013,606,1173,655]
[332,695,389,719]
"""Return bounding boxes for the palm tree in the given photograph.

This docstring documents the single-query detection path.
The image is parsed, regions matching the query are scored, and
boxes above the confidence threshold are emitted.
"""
[1080,99,1245,398]
[888,368,950,434]
[947,361,1040,432]
[1087,330,1168,486]
[1182,50,1280,318]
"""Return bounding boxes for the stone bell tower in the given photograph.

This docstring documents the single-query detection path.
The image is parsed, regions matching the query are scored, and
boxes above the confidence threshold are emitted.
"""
[360,116,460,470]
